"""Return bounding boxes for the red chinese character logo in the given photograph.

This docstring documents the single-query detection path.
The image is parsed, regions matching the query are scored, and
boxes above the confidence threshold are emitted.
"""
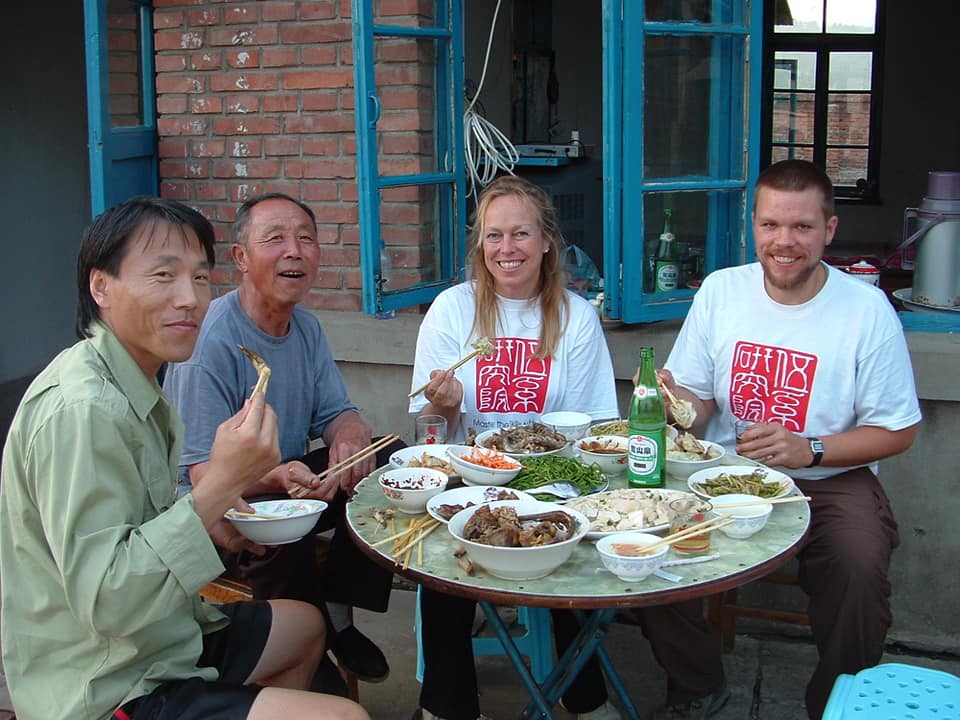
[728,341,817,433]
[475,338,551,414]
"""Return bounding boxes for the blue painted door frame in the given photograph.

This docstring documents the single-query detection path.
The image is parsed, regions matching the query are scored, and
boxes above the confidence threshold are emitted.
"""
[84,0,158,217]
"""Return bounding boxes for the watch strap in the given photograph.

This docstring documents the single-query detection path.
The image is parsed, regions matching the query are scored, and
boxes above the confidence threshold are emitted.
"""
[806,437,824,468]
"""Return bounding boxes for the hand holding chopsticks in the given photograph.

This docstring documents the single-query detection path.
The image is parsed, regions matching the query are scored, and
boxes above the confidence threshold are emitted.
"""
[408,337,495,399]
[289,434,399,499]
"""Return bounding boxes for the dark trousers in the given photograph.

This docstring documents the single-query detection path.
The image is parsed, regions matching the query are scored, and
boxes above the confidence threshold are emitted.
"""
[419,589,724,717]
[229,438,406,614]
[795,467,899,720]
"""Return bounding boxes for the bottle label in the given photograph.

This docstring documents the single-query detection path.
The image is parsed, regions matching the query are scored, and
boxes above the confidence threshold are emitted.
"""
[628,434,659,475]
[658,232,675,243]
[633,385,656,399]
[656,262,679,291]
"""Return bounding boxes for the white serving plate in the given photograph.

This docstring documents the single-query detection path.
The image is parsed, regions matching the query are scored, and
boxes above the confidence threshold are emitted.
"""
[426,485,535,524]
[688,464,795,501]
[563,487,696,540]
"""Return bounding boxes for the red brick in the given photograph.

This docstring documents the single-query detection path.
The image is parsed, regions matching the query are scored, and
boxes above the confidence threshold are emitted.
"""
[377,110,423,132]
[190,51,222,70]
[191,96,223,113]
[280,23,350,44]
[339,44,354,66]
[265,137,300,155]
[302,291,361,312]
[302,91,339,112]
[160,181,190,200]
[226,48,259,68]
[213,160,282,178]
[285,159,356,180]
[378,157,427,176]
[314,202,358,224]
[301,46,337,66]
[341,183,358,202]
[384,225,423,245]
[263,2,297,21]
[195,182,228,200]
[156,55,188,72]
[211,266,241,286]
[187,8,219,26]
[191,139,226,158]
[225,96,261,113]
[380,185,422,202]
[314,269,343,289]
[209,27,278,46]
[157,95,188,114]
[156,30,204,51]
[341,226,361,245]
[341,90,355,110]
[158,117,207,136]
[378,40,420,63]
[285,114,354,133]
[318,247,360,266]
[283,70,352,90]
[380,203,422,224]
[303,137,340,156]
[379,133,420,155]
[231,183,266,202]
[375,65,425,86]
[343,135,357,155]
[379,87,422,110]
[344,269,362,289]
[210,72,279,92]
[263,95,298,112]
[223,4,256,24]
[228,138,263,157]
[156,75,205,93]
[155,11,184,28]
[212,117,282,135]
[159,139,189,158]
[215,204,239,222]
[304,185,341,203]
[301,2,338,20]
[312,225,341,244]
[262,48,298,67]
[379,0,423,16]
[153,0,207,7]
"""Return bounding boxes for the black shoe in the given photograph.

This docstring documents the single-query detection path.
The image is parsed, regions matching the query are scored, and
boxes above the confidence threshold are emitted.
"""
[310,652,350,697]
[329,624,390,682]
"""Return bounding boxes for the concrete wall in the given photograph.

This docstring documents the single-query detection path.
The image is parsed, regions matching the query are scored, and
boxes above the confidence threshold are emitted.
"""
[319,310,960,653]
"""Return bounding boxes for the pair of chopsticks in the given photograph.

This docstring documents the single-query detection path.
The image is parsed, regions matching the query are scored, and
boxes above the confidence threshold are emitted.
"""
[408,337,495,399]
[288,434,399,499]
[714,495,811,510]
[225,509,284,520]
[641,514,736,555]
[369,514,442,569]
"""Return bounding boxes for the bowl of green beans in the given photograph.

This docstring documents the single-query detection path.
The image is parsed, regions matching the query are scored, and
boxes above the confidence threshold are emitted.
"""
[506,455,609,500]
[687,465,794,500]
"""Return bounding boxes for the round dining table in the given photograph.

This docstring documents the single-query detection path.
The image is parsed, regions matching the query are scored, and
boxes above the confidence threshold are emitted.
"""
[346,458,810,719]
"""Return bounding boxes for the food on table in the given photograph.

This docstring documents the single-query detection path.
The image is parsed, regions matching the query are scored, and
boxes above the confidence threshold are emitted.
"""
[670,398,697,430]
[578,438,625,454]
[509,455,607,496]
[434,489,520,521]
[693,469,784,498]
[462,505,577,547]
[407,452,458,476]
[610,542,656,557]
[589,419,629,437]
[478,423,567,454]
[237,344,271,394]
[461,447,521,470]
[565,488,685,533]
[453,547,476,575]
[666,430,722,461]
[381,473,444,490]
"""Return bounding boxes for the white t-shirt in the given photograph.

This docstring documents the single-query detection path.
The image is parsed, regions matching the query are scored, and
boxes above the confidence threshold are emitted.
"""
[410,283,619,442]
[666,262,921,480]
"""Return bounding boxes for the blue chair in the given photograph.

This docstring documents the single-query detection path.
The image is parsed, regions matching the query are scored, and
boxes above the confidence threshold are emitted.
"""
[414,585,554,683]
[822,662,959,719]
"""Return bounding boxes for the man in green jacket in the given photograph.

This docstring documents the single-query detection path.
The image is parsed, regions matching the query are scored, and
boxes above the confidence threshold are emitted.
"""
[0,197,367,720]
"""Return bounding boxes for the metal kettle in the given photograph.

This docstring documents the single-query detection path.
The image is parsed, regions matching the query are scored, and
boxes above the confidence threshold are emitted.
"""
[900,171,960,308]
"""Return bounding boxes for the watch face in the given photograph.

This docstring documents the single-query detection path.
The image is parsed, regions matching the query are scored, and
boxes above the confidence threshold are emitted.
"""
[811,439,824,453]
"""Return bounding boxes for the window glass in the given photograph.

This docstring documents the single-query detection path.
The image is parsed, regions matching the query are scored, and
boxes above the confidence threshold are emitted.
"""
[644,35,746,179]
[826,0,875,34]
[774,0,823,33]
[644,0,743,24]
[378,185,443,292]
[773,52,816,91]
[828,51,872,91]
[826,148,869,186]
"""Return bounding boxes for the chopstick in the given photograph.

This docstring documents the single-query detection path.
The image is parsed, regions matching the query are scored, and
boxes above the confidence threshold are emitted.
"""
[640,514,736,556]
[408,350,484,398]
[289,434,399,499]
[225,510,285,520]
[714,495,811,509]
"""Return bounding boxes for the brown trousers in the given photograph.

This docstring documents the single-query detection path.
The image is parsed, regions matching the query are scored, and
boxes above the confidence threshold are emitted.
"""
[795,467,899,720]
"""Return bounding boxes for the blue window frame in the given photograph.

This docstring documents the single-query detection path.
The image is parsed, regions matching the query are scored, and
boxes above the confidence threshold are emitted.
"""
[351,0,468,316]
[609,0,763,323]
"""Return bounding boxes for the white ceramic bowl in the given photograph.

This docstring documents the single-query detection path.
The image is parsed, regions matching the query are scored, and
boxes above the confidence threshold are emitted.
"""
[226,499,327,545]
[708,493,774,539]
[665,439,726,480]
[595,532,669,582]
[447,499,589,580]
[474,427,567,459]
[378,467,449,514]
[445,445,523,486]
[540,411,593,442]
[576,435,629,475]
[688,464,795,501]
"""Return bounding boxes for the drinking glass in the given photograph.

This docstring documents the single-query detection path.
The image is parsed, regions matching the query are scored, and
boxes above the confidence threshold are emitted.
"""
[734,419,756,443]
[668,497,714,556]
[415,415,448,445]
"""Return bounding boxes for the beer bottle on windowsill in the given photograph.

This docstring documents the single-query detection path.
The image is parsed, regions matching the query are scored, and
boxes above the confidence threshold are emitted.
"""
[627,347,666,488]
[655,209,679,292]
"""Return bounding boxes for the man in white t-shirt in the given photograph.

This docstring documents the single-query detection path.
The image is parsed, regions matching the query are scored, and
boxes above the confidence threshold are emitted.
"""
[660,160,921,720]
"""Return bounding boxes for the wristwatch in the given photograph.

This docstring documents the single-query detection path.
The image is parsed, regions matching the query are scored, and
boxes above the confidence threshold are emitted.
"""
[806,437,824,467]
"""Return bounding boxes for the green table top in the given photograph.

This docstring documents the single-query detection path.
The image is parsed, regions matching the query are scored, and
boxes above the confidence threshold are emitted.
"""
[345,457,810,609]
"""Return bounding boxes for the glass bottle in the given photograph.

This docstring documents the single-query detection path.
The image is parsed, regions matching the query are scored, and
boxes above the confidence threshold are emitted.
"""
[654,209,680,292]
[627,347,666,488]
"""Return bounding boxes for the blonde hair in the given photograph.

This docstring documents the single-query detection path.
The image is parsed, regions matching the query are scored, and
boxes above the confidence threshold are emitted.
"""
[467,176,569,359]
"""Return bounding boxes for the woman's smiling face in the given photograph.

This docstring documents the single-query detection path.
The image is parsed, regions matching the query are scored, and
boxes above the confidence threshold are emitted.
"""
[480,193,550,299]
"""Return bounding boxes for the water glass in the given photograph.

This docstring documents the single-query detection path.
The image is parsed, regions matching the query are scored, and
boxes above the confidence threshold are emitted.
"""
[734,419,756,443]
[668,497,714,556]
[415,415,448,445]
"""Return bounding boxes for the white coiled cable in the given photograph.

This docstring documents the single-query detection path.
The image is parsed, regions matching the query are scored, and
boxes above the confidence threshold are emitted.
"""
[464,0,517,202]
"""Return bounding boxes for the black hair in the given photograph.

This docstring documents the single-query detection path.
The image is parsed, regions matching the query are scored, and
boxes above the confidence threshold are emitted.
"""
[233,192,317,245]
[76,196,216,338]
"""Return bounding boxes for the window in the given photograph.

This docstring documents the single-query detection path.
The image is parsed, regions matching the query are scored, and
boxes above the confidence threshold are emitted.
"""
[762,0,884,200]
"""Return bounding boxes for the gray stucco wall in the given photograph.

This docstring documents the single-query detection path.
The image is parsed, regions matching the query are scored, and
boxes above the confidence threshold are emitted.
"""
[322,309,960,653]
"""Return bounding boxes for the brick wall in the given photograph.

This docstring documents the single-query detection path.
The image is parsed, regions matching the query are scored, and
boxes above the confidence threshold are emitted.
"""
[152,0,436,311]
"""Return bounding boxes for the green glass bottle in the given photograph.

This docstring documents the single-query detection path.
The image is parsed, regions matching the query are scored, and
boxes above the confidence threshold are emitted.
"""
[627,347,666,488]
[655,209,679,292]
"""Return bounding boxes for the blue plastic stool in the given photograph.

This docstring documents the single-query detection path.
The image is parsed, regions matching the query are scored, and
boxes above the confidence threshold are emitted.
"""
[414,585,554,683]
[822,662,959,719]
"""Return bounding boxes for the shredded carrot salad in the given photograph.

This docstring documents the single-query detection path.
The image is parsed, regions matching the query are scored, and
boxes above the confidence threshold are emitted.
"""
[463,447,520,470]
